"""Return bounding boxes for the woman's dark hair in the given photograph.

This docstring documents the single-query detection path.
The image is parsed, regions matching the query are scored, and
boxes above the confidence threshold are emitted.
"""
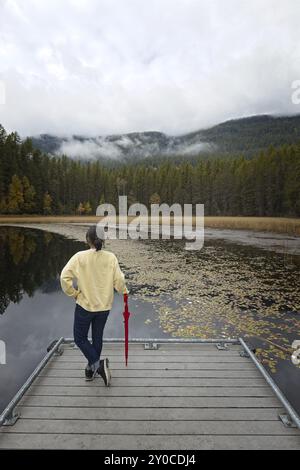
[86,225,103,251]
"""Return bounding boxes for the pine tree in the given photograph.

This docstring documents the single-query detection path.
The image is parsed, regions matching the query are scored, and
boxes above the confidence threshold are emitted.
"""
[0,197,7,213]
[7,175,24,214]
[76,202,85,215]
[99,194,105,205]
[22,176,36,213]
[43,192,52,215]
[84,201,92,214]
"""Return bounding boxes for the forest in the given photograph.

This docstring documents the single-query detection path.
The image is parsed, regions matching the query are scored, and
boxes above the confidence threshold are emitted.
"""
[0,123,299,217]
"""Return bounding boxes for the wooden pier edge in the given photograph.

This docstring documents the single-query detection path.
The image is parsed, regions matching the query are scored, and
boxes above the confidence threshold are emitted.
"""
[0,341,299,450]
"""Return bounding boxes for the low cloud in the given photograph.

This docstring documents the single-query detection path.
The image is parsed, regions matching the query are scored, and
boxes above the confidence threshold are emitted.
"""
[56,133,213,160]
[59,138,123,159]
[178,142,213,155]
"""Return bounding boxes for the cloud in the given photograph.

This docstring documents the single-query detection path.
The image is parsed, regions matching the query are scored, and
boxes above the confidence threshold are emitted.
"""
[59,138,122,159]
[55,132,213,160]
[0,0,300,136]
[178,142,212,155]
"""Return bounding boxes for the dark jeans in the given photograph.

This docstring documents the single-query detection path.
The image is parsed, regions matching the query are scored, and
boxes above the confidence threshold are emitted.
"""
[73,303,109,366]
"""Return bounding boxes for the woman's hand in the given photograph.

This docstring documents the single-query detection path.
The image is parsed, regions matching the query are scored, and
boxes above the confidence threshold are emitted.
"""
[74,290,80,300]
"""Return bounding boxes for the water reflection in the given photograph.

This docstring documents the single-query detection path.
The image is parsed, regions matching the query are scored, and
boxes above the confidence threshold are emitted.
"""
[0,227,83,316]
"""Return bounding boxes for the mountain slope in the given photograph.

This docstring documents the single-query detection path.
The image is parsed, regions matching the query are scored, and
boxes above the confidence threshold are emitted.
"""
[194,114,300,154]
[30,114,300,160]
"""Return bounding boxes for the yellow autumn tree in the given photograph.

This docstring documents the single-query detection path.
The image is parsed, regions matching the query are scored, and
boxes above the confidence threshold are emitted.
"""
[84,201,92,214]
[7,175,24,214]
[43,192,52,215]
[22,176,36,213]
[76,202,85,215]
[149,192,161,205]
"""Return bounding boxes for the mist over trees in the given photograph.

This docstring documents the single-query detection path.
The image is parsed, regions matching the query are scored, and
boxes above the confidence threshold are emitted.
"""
[0,124,299,217]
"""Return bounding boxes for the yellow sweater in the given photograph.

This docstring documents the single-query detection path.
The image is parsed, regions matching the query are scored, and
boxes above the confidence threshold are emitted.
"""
[60,248,128,312]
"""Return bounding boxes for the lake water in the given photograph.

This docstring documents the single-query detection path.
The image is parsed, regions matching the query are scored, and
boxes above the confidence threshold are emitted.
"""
[0,226,299,416]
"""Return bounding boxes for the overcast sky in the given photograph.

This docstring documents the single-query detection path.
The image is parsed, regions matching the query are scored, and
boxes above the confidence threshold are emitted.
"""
[0,0,300,137]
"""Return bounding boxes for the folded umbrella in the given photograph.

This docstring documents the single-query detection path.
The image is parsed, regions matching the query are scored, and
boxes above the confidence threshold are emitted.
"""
[123,293,131,366]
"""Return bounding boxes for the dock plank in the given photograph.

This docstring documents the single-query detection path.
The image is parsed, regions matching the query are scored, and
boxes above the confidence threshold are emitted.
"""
[19,406,284,421]
[27,385,274,397]
[55,355,250,363]
[0,433,299,450]
[39,371,266,385]
[100,344,241,351]
[65,350,242,357]
[18,394,281,408]
[43,364,262,377]
[53,361,257,370]
[32,376,269,388]
[1,419,298,436]
[1,342,299,450]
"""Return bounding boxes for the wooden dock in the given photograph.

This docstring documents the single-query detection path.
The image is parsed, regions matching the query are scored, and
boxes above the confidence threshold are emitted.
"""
[1,342,300,450]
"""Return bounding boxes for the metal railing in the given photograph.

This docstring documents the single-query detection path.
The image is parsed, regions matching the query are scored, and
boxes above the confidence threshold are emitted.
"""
[239,338,300,429]
[0,337,64,426]
[64,337,239,344]
[0,336,299,429]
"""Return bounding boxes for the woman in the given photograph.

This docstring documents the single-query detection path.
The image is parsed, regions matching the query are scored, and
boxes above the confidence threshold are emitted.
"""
[60,225,128,386]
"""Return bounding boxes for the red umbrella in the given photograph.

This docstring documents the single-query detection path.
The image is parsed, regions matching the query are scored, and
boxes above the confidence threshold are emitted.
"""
[123,293,131,366]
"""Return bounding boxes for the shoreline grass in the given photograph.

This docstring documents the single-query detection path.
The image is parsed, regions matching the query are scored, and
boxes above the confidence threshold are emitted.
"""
[203,216,300,236]
[0,215,299,236]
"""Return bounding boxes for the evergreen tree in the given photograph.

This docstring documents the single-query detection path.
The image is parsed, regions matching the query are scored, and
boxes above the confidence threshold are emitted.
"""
[7,175,23,214]
[0,123,299,217]
[43,192,52,215]
[22,176,36,213]
[76,202,85,215]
